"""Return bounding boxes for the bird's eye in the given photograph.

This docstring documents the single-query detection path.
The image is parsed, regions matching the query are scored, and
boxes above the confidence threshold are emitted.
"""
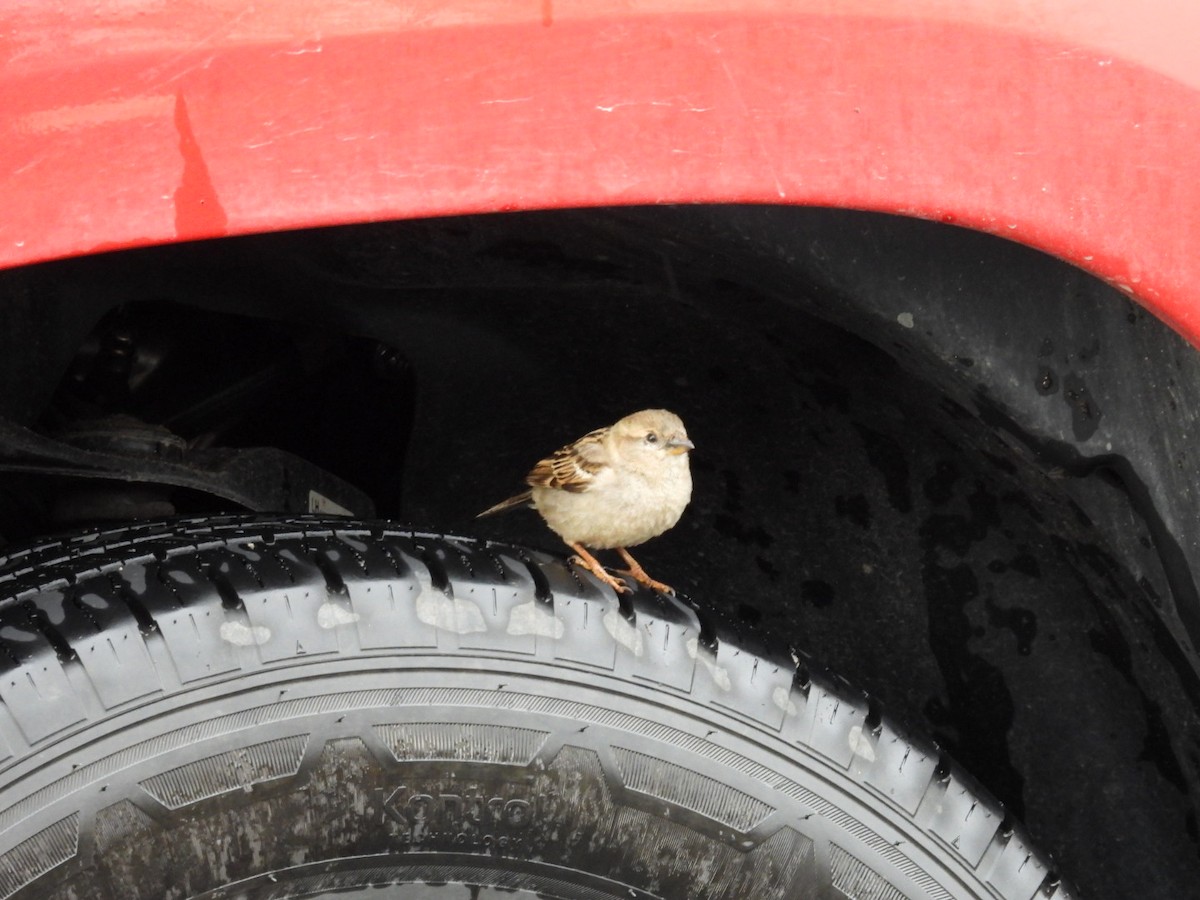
[645,433,659,444]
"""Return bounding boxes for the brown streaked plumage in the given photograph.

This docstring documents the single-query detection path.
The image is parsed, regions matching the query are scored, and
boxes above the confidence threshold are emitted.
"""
[478,409,694,594]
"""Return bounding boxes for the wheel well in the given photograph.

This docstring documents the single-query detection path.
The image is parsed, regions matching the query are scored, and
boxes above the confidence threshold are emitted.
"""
[3,207,1195,650]
[0,205,1198,896]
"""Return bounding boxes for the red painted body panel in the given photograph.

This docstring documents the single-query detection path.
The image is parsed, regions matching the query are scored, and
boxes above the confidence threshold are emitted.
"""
[3,3,1199,341]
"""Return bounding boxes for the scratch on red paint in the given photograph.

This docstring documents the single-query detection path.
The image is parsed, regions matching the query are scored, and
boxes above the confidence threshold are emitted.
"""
[173,91,228,239]
[541,0,553,27]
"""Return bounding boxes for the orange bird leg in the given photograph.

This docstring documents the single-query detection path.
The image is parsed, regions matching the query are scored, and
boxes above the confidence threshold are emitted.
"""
[616,547,676,595]
[568,542,631,594]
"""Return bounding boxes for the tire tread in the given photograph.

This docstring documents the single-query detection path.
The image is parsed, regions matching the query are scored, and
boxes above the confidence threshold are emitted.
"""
[0,515,1075,900]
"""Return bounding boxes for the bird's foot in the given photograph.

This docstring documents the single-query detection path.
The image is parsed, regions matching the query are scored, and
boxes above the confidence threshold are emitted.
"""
[568,545,631,594]
[614,569,676,595]
[615,548,676,595]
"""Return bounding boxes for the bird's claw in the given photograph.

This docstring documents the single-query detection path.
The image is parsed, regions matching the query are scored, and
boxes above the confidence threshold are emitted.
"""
[615,569,676,596]
[613,548,676,595]
[569,554,632,593]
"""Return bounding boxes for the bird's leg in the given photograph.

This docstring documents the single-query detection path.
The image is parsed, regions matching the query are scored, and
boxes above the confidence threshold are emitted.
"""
[615,547,676,595]
[568,542,631,594]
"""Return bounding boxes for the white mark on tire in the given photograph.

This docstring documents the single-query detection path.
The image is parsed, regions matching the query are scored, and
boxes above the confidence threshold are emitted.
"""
[772,685,797,715]
[685,636,732,691]
[219,621,271,646]
[317,601,360,628]
[339,534,370,552]
[706,660,732,691]
[507,601,564,638]
[848,724,877,762]
[416,591,486,634]
[123,567,148,594]
[604,609,644,657]
[897,312,915,329]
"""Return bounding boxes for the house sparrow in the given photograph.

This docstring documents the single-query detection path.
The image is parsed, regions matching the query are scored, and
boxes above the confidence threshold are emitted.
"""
[479,409,694,594]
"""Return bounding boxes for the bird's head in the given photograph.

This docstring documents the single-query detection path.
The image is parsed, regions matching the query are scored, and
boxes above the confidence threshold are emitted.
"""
[612,409,695,464]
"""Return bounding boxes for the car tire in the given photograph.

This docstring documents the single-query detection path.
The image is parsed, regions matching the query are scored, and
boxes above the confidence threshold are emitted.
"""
[0,516,1073,899]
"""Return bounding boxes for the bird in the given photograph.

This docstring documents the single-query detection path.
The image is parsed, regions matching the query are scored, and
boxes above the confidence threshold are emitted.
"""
[478,409,694,595]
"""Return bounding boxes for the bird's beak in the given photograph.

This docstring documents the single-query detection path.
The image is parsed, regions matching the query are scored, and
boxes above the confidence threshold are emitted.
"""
[666,437,695,455]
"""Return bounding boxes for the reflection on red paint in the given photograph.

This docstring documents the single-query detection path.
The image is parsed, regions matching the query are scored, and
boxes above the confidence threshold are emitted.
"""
[173,92,228,240]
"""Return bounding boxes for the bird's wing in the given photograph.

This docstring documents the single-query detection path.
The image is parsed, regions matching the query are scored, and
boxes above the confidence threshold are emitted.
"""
[526,427,608,493]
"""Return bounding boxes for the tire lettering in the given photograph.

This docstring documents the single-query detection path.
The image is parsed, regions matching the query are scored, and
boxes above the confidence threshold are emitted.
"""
[384,785,535,853]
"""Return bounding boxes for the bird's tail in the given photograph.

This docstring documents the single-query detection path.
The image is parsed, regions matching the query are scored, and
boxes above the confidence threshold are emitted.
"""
[476,490,534,518]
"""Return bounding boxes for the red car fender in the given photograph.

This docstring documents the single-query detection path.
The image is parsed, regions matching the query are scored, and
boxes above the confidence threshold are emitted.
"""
[2,3,1199,341]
